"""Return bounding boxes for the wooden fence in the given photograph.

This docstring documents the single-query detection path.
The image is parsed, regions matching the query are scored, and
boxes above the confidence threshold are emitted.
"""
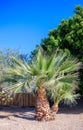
[0,93,36,107]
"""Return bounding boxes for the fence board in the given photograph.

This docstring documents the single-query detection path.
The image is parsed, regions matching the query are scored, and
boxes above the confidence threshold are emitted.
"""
[0,93,36,107]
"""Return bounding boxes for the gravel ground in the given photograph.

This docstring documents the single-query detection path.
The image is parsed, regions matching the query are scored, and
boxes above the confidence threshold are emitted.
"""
[0,101,83,130]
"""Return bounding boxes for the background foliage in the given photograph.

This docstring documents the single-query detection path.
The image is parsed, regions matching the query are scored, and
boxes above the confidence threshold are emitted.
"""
[31,5,83,95]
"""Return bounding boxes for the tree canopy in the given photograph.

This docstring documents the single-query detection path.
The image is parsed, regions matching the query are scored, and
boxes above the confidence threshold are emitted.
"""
[31,5,83,95]
[41,5,83,62]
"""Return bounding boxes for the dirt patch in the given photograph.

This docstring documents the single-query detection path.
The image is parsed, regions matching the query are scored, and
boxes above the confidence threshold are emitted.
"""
[0,102,83,130]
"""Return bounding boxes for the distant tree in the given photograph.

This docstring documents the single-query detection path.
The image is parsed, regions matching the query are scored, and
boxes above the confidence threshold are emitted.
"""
[0,49,28,103]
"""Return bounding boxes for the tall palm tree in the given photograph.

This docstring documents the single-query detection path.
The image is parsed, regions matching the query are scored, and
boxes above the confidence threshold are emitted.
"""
[0,47,80,121]
[0,48,52,120]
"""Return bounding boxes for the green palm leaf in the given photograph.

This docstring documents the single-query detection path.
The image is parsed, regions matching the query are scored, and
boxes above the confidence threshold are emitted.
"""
[0,47,80,106]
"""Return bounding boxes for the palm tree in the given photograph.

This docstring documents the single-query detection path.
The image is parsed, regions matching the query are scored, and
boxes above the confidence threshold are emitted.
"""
[46,54,80,119]
[0,47,80,121]
[28,48,80,120]
[48,84,80,119]
[0,48,51,120]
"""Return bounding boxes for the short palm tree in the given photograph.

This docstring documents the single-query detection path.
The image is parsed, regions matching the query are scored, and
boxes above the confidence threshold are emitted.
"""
[48,84,80,119]
[46,53,80,118]
[0,47,80,121]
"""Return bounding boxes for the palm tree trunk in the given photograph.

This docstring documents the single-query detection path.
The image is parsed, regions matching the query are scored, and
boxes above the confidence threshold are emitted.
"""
[51,104,59,120]
[35,87,51,121]
[51,104,58,113]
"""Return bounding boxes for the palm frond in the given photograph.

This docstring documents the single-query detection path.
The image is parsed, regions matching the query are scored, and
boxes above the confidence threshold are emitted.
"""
[1,47,80,104]
[49,83,80,105]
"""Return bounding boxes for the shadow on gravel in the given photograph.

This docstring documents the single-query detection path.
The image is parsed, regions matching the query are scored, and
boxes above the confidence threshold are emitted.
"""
[0,99,83,121]
[0,115,8,119]
[13,114,35,121]
[58,98,83,114]
[0,107,35,121]
[0,107,35,114]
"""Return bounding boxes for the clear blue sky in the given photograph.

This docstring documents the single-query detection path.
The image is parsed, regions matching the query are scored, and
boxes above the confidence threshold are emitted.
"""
[0,0,83,55]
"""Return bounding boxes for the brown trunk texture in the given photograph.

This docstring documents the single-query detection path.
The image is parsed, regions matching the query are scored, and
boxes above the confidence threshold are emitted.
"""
[51,104,59,120]
[35,87,51,121]
[51,104,58,113]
